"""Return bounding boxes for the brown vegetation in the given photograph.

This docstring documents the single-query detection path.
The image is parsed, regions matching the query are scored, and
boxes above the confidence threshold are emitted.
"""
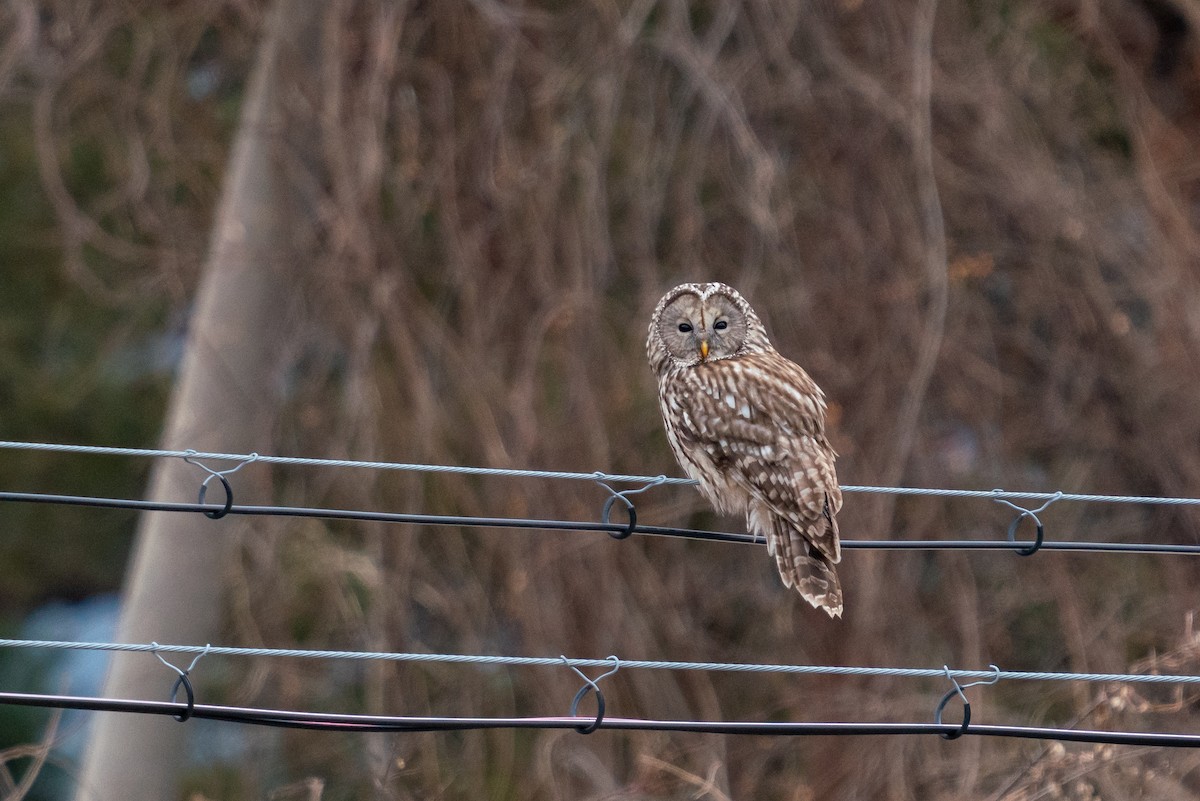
[3,0,1200,798]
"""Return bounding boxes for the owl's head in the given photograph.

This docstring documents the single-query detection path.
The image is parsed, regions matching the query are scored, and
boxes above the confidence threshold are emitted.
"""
[647,282,773,372]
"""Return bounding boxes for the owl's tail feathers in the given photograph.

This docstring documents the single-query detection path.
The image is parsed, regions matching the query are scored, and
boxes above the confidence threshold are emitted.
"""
[792,550,843,618]
[770,523,844,618]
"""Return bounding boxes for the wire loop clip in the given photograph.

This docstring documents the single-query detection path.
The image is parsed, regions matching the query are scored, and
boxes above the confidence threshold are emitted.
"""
[152,642,210,722]
[594,474,666,540]
[561,655,620,734]
[991,490,1063,556]
[182,451,258,520]
[601,495,637,539]
[935,664,1001,740]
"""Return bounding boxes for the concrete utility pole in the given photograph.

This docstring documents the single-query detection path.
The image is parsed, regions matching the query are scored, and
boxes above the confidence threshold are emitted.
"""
[75,2,321,798]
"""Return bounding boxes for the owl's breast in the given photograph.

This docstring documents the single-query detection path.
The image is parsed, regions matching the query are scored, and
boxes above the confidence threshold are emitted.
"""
[657,372,753,518]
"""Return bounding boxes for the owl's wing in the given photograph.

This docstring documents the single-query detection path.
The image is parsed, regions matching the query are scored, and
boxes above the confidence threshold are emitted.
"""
[672,351,842,562]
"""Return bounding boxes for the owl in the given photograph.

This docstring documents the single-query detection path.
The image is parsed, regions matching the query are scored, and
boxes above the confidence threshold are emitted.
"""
[647,282,844,617]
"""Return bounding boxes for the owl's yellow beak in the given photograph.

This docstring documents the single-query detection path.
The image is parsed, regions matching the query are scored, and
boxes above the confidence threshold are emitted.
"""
[699,339,709,361]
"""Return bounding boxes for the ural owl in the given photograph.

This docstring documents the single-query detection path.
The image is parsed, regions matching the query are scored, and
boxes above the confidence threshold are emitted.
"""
[647,282,844,617]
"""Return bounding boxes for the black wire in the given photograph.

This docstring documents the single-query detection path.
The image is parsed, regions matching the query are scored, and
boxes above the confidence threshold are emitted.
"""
[2,490,1199,554]
[1,691,1198,746]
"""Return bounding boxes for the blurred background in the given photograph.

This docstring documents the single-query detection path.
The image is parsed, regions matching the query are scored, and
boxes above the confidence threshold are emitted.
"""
[2,0,1200,798]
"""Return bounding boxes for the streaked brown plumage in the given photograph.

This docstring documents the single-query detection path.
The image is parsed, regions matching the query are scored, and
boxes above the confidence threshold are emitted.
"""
[647,282,844,617]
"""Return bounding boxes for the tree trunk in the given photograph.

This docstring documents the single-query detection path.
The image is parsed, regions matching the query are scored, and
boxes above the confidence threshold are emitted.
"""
[74,2,320,798]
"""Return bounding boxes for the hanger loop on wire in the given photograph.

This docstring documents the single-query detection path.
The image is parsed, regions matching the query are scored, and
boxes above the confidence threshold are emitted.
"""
[935,664,1001,740]
[991,491,1062,556]
[561,655,620,734]
[197,474,233,520]
[601,495,637,539]
[183,451,259,520]
[151,643,210,722]
[594,474,666,540]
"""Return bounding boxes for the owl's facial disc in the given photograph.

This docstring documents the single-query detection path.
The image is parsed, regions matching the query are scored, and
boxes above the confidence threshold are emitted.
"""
[659,291,747,365]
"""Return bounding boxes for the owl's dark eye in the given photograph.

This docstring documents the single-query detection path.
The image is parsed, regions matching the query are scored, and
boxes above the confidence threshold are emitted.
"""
[714,319,729,331]
[677,322,693,333]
